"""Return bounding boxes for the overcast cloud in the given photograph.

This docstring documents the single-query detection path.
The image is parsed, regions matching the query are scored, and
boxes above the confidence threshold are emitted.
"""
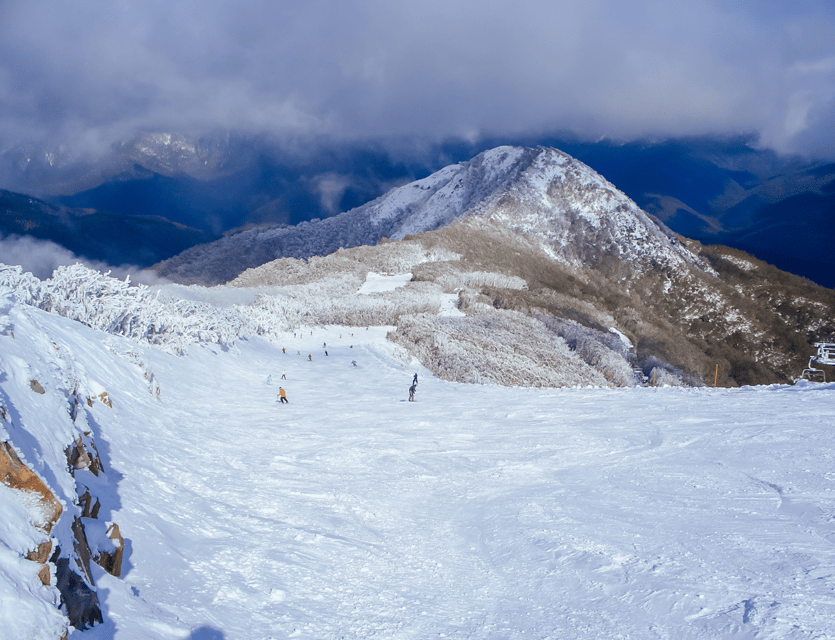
[1,0,834,158]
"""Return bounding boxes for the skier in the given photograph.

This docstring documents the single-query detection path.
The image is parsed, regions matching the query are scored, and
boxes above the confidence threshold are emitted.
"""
[325,350,328,356]
[282,347,286,354]
[278,387,288,404]
[408,382,416,402]
[413,373,418,386]
[281,372,286,380]
[266,375,272,385]
[308,354,312,361]
[352,360,357,367]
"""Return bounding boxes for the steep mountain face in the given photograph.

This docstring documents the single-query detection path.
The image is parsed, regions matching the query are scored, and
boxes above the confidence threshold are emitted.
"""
[551,138,835,288]
[215,146,834,387]
[154,146,704,285]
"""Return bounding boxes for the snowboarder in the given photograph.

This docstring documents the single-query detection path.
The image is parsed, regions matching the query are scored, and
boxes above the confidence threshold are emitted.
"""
[281,372,286,380]
[408,383,416,402]
[278,387,288,404]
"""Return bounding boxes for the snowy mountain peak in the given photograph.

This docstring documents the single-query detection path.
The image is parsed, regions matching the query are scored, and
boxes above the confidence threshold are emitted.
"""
[153,145,707,285]
[359,144,703,273]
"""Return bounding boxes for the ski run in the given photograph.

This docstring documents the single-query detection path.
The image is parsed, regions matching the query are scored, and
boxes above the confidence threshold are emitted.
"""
[2,280,835,640]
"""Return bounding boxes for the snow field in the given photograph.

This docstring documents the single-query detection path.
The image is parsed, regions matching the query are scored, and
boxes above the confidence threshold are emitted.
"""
[3,299,835,639]
[72,326,835,638]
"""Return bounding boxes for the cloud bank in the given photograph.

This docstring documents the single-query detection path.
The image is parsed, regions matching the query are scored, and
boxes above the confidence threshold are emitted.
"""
[0,234,169,284]
[1,0,834,157]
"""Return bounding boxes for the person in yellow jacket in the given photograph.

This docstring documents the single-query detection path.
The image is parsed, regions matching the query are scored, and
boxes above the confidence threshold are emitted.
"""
[278,387,288,404]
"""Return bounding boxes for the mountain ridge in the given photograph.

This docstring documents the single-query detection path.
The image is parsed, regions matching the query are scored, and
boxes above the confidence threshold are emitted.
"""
[153,145,705,285]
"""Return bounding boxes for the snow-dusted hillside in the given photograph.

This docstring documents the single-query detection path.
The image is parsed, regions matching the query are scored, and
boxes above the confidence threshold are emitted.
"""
[3,283,835,639]
[153,146,702,285]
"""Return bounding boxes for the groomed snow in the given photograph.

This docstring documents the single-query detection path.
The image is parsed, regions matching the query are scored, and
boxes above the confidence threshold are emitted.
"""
[3,301,835,639]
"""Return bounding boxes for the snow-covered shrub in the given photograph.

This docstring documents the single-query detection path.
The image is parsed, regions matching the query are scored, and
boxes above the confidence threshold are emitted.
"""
[641,356,702,387]
[252,279,444,327]
[388,309,608,387]
[539,316,635,387]
[648,367,686,387]
[231,240,461,288]
[0,264,255,354]
[411,259,528,293]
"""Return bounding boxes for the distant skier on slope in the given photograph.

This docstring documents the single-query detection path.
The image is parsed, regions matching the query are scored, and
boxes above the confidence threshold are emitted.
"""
[408,382,416,402]
[278,387,288,404]
[413,373,418,386]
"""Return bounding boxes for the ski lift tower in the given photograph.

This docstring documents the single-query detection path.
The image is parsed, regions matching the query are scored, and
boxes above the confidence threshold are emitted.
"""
[801,342,835,382]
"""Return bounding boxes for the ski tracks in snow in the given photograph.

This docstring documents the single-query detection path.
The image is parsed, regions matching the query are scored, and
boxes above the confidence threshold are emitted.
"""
[78,333,835,640]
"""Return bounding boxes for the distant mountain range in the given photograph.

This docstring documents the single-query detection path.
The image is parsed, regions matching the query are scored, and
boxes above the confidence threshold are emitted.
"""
[0,189,215,267]
[3,144,834,389]
[0,132,833,286]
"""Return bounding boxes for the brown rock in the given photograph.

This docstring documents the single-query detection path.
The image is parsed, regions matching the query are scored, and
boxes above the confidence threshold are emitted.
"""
[0,441,63,533]
[94,523,124,578]
[78,489,101,519]
[1,442,64,587]
[65,436,103,477]
[70,517,95,586]
[26,540,54,585]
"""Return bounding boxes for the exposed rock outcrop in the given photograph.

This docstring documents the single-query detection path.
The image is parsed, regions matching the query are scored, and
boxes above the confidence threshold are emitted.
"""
[0,441,63,587]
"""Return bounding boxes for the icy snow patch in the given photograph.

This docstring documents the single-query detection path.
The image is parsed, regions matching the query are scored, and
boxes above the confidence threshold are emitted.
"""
[357,272,412,295]
[609,327,633,349]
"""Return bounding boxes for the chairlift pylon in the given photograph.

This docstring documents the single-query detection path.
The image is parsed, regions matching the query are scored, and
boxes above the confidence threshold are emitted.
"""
[800,342,835,382]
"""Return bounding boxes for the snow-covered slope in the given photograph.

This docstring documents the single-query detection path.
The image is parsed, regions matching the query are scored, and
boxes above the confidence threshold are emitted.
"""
[153,146,702,285]
[3,285,835,639]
